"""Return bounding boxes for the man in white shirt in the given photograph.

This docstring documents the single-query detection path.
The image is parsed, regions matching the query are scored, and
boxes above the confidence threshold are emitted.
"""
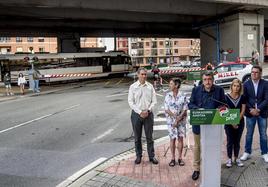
[128,67,158,165]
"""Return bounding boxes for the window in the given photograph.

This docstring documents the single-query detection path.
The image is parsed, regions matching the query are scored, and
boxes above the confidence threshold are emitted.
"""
[0,37,11,42]
[165,41,171,47]
[215,65,229,73]
[146,42,150,47]
[174,41,178,45]
[27,37,33,42]
[166,49,172,55]
[174,49,178,54]
[39,47,45,52]
[152,41,157,48]
[16,37,22,42]
[38,37,45,42]
[159,41,163,46]
[230,64,245,71]
[151,49,157,56]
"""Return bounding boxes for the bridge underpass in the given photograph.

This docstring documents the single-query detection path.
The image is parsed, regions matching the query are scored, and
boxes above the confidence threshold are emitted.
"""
[0,0,267,63]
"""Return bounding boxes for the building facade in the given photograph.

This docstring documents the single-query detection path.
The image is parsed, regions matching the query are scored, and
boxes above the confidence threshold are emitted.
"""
[0,37,58,54]
[116,37,129,54]
[128,38,200,66]
[80,37,98,48]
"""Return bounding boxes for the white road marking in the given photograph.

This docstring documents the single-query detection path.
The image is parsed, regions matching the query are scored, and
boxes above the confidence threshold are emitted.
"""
[156,93,164,97]
[0,104,80,134]
[154,117,166,122]
[91,125,118,143]
[115,78,124,85]
[106,93,128,98]
[157,110,165,115]
[153,125,168,131]
[56,157,107,187]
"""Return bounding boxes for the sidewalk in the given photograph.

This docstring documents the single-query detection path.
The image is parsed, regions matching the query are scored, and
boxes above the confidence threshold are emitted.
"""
[0,83,83,102]
[64,127,268,187]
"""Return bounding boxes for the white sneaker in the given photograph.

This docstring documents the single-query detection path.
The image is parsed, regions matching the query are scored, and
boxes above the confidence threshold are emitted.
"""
[262,154,268,163]
[226,159,232,167]
[240,152,250,161]
[235,159,244,167]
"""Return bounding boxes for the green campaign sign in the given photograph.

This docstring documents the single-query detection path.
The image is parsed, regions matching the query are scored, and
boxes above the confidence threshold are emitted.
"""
[190,109,240,125]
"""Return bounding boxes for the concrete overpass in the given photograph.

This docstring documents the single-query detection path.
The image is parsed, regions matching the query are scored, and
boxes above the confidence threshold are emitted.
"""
[0,0,267,62]
[0,0,267,37]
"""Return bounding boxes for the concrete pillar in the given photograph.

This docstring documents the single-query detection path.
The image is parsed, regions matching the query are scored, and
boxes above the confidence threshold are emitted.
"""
[57,33,81,53]
[200,13,264,66]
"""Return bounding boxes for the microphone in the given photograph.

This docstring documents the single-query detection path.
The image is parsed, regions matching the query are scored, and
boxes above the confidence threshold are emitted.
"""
[207,92,229,108]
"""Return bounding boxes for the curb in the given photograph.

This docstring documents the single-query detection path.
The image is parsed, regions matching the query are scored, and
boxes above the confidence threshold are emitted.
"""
[58,136,170,187]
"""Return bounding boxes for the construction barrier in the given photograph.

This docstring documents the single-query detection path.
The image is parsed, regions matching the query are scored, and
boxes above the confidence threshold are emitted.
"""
[44,73,92,78]
[160,67,205,80]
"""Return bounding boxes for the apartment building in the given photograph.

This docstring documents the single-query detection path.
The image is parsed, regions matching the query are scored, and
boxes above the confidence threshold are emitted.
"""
[129,38,200,66]
[80,37,98,48]
[0,37,100,54]
[0,37,57,54]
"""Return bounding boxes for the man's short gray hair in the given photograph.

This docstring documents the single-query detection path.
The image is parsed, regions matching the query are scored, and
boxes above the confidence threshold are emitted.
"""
[137,67,147,74]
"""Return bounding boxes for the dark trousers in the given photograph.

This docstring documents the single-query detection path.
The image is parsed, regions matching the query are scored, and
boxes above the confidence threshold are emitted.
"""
[225,122,244,158]
[131,110,155,158]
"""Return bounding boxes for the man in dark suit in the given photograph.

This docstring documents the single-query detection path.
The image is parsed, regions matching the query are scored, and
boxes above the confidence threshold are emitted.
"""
[240,65,268,163]
[188,71,225,180]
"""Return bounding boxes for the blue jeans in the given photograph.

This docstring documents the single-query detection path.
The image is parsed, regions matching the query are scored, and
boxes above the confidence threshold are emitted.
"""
[245,116,268,155]
[34,80,39,92]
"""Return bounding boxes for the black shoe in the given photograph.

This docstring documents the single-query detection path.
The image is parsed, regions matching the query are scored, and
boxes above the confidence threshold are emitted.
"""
[149,157,159,165]
[192,171,200,180]
[135,157,142,164]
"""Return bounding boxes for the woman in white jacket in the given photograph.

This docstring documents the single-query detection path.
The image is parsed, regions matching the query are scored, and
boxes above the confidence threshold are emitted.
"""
[18,73,27,95]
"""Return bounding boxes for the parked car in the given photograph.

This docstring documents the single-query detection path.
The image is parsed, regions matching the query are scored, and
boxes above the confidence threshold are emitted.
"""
[214,61,252,87]
[180,60,191,67]
[194,61,252,87]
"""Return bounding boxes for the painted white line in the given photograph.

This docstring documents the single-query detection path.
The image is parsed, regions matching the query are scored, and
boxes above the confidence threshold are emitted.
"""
[63,104,80,111]
[106,93,128,98]
[157,110,165,115]
[0,104,80,134]
[91,127,116,143]
[115,78,124,85]
[153,125,168,131]
[154,117,166,122]
[156,93,164,97]
[56,157,107,187]
[0,114,53,134]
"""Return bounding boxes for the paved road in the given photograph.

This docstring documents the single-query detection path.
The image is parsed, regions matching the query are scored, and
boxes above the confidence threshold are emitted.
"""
[0,78,194,187]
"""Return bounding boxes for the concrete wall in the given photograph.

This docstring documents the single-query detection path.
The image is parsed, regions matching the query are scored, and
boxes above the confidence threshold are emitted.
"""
[201,13,264,67]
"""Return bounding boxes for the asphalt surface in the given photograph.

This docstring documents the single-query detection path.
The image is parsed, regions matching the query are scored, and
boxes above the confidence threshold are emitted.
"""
[0,78,194,187]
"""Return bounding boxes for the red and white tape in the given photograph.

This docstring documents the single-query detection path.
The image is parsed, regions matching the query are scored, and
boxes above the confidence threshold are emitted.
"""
[160,67,205,74]
[44,73,92,78]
